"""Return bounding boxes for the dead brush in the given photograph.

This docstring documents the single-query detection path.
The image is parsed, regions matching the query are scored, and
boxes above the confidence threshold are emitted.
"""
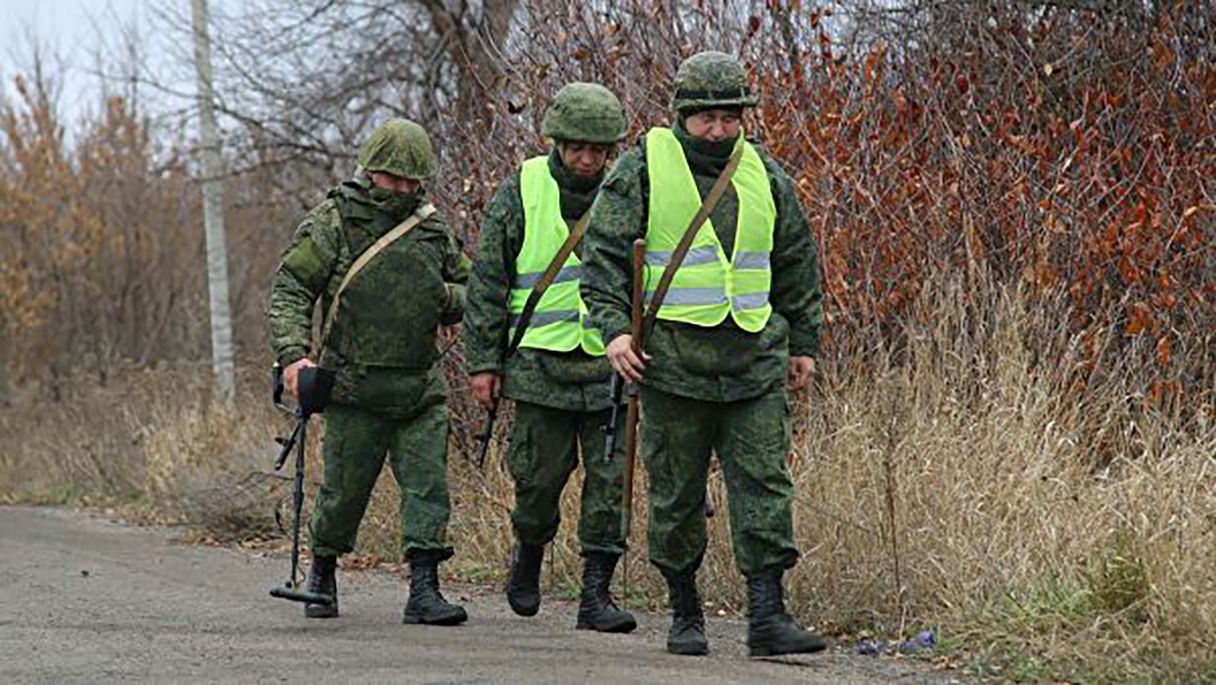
[787,274,1215,681]
[1,275,1211,682]
[0,364,286,538]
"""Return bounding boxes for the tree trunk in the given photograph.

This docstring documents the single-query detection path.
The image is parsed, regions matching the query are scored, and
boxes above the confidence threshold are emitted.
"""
[419,0,521,124]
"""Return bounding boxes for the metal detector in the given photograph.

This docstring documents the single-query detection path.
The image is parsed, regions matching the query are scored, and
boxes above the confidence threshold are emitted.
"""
[268,363,336,607]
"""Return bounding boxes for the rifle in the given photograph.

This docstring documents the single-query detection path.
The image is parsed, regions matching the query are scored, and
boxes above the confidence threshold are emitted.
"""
[476,399,500,470]
[474,306,535,469]
[602,374,624,464]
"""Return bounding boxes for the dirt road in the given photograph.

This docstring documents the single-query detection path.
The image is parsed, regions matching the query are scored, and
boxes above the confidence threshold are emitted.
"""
[0,507,962,684]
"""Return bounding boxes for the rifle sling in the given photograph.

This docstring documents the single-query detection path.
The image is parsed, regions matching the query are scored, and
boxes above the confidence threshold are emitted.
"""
[639,145,744,338]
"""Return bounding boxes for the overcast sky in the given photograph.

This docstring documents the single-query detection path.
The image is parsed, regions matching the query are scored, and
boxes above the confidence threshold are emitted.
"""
[1,0,240,127]
[2,0,148,118]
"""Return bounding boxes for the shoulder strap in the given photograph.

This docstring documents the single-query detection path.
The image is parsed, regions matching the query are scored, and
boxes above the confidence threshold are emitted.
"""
[640,144,744,339]
[505,208,592,356]
[320,202,437,345]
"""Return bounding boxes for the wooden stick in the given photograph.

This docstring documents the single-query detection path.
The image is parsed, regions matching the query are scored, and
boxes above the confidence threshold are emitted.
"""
[619,238,646,600]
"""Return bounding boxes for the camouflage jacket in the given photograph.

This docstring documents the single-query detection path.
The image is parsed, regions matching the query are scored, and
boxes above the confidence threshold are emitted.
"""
[268,177,468,416]
[581,123,824,403]
[463,150,614,413]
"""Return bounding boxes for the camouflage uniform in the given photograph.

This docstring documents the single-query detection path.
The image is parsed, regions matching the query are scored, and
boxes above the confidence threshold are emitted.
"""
[268,119,469,625]
[580,53,826,656]
[463,83,636,632]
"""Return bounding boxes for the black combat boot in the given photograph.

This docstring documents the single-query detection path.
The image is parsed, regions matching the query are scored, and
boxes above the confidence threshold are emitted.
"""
[575,552,637,633]
[402,549,467,626]
[745,570,826,657]
[664,571,709,655]
[506,542,545,617]
[303,555,338,619]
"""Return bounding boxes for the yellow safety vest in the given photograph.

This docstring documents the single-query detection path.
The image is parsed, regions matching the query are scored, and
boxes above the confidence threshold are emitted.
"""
[507,156,606,355]
[643,127,775,332]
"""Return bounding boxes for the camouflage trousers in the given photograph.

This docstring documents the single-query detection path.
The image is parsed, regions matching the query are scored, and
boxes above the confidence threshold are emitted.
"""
[640,386,798,577]
[507,401,627,555]
[309,402,453,559]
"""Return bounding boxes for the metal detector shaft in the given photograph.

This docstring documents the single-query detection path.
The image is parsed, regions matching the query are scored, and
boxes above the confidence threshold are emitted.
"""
[273,418,303,471]
[269,412,334,607]
[288,415,306,589]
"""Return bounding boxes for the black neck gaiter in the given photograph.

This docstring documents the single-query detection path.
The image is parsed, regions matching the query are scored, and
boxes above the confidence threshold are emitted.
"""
[673,119,737,178]
[548,148,604,221]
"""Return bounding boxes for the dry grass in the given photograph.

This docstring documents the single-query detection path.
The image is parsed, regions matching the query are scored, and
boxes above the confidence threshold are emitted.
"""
[0,364,285,539]
[1,278,1212,683]
[785,278,1215,683]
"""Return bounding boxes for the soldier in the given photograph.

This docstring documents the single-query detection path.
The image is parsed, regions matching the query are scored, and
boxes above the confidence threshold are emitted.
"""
[463,82,636,633]
[268,119,469,626]
[580,52,827,657]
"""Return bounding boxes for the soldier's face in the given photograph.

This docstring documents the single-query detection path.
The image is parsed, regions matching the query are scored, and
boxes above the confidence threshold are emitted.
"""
[559,142,611,178]
[369,171,420,195]
[684,109,742,143]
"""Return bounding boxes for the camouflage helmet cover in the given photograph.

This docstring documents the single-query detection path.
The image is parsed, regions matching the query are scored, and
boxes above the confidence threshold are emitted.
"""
[542,82,627,144]
[672,51,759,113]
[357,118,435,180]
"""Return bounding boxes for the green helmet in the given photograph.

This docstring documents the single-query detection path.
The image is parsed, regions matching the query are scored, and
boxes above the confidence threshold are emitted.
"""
[671,51,758,113]
[542,82,627,144]
[357,118,435,180]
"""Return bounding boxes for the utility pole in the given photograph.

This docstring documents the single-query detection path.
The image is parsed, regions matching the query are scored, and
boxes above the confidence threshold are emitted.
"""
[190,0,235,401]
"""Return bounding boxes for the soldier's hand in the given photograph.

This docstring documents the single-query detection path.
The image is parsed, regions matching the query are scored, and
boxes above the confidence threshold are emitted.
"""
[284,358,317,399]
[470,372,501,410]
[607,334,650,383]
[788,355,815,391]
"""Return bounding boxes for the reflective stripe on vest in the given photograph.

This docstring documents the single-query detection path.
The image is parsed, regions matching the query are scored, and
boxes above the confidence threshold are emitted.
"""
[507,156,606,355]
[643,128,776,332]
